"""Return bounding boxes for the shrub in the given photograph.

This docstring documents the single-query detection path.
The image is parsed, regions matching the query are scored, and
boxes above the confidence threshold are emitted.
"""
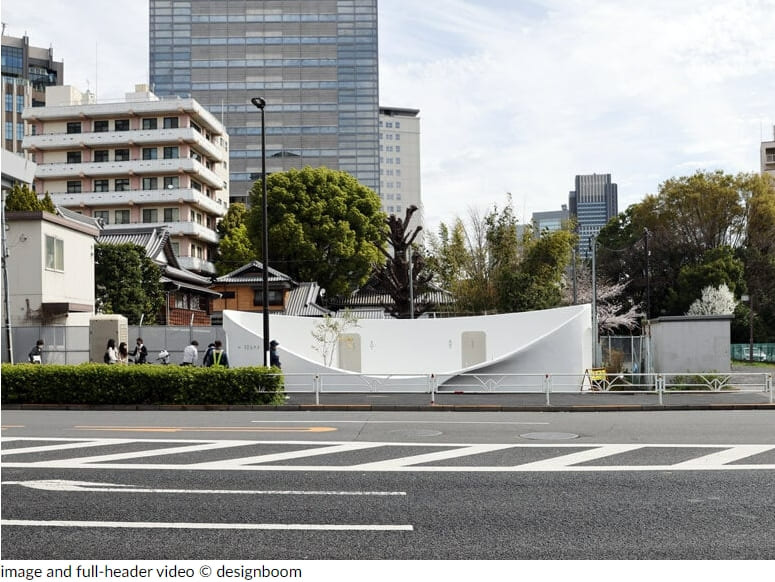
[0,364,285,406]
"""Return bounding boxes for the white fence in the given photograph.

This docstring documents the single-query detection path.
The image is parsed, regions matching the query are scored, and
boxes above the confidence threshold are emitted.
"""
[278,371,774,406]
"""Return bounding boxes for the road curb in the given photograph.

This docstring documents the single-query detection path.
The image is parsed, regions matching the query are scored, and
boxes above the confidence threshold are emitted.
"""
[3,403,775,412]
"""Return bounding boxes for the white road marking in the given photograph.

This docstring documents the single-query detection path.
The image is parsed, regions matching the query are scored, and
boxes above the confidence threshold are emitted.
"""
[0,439,135,455]
[2,437,774,472]
[0,519,413,531]
[3,479,406,496]
[249,420,550,425]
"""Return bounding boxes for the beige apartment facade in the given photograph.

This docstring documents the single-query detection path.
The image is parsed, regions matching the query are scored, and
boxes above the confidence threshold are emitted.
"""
[22,84,229,276]
[761,125,775,179]
[379,107,423,235]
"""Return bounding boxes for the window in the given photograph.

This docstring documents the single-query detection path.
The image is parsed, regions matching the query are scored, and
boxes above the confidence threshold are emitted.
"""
[395,121,401,129]
[45,236,64,271]
[142,147,158,160]
[253,289,283,306]
[163,146,179,159]
[93,150,109,162]
[115,149,130,162]
[66,122,81,134]
[4,94,12,111]
[142,118,157,130]
[164,207,179,222]
[163,116,179,129]
[114,210,130,224]
[94,179,109,192]
[16,122,23,140]
[93,120,109,132]
[4,122,11,140]
[67,151,82,164]
[142,209,158,223]
[66,180,82,193]
[163,176,179,189]
[93,210,109,224]
[142,177,158,190]
[114,179,130,191]
[114,119,130,131]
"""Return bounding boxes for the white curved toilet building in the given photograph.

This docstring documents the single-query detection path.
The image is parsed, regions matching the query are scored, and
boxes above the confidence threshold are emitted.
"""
[223,304,592,392]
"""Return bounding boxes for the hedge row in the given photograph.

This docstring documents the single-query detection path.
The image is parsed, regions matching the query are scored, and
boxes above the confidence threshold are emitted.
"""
[1,364,285,406]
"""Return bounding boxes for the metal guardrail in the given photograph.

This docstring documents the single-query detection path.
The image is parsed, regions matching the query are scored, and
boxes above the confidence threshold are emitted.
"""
[273,371,774,406]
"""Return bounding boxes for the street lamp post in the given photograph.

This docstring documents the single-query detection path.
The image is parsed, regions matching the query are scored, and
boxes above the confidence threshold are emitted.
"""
[590,234,599,367]
[251,96,270,366]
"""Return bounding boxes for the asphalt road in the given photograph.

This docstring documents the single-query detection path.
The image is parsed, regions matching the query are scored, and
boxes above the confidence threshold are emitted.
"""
[2,409,774,560]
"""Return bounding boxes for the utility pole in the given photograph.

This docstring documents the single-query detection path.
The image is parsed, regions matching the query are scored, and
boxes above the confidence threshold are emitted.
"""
[1,190,14,363]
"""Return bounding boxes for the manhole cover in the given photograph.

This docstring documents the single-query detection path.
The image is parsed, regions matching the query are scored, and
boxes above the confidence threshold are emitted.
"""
[520,432,579,440]
[388,429,443,438]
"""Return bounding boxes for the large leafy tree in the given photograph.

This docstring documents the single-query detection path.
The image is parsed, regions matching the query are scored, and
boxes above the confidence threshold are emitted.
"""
[214,202,256,275]
[4,183,56,213]
[247,167,386,296]
[95,243,165,324]
[597,170,758,318]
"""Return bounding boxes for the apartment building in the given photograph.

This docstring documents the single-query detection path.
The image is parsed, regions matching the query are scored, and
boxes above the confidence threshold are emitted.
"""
[761,125,775,179]
[149,0,380,205]
[2,33,64,153]
[379,107,422,233]
[22,84,229,276]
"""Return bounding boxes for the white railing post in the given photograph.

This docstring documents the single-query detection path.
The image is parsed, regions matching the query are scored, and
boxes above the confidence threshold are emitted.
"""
[429,373,436,405]
[768,373,773,404]
[658,374,664,406]
[545,373,552,407]
[314,374,320,406]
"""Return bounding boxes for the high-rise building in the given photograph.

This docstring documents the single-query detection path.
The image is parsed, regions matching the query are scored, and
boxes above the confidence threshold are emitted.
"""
[532,204,570,233]
[2,33,64,153]
[22,84,230,276]
[149,0,380,205]
[761,125,775,179]
[379,106,422,231]
[569,173,618,258]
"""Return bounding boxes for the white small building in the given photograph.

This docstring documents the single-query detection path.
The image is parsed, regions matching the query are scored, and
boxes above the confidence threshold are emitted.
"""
[4,208,99,328]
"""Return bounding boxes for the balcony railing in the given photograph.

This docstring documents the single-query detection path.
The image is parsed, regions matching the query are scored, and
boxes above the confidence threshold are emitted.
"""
[23,127,227,161]
[33,157,227,190]
[102,220,219,245]
[48,188,228,217]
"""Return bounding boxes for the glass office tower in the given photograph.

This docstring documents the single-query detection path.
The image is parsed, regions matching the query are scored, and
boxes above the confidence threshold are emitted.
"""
[149,0,380,205]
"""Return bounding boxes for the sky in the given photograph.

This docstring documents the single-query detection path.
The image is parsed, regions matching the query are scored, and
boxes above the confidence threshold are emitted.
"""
[3,0,774,233]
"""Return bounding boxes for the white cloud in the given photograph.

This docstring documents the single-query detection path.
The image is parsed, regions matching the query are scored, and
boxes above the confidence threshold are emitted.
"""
[4,0,774,234]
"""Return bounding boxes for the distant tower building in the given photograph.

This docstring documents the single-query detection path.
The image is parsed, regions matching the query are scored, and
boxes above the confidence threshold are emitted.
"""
[22,84,230,277]
[149,0,380,206]
[761,126,775,178]
[379,107,422,234]
[2,33,64,153]
[532,204,569,233]
[569,173,618,258]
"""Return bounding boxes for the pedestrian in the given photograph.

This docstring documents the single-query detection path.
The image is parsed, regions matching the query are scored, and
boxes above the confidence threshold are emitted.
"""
[104,339,118,364]
[202,342,215,367]
[205,340,229,368]
[269,340,281,369]
[130,337,148,364]
[117,342,129,365]
[28,339,44,364]
[181,339,199,366]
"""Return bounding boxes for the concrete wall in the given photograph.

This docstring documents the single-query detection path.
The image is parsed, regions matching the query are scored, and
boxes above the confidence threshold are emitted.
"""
[649,315,733,373]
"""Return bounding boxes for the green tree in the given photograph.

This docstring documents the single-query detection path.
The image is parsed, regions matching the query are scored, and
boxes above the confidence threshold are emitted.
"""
[247,167,386,296]
[214,203,257,275]
[597,170,755,318]
[497,228,575,312]
[95,243,165,324]
[4,183,56,213]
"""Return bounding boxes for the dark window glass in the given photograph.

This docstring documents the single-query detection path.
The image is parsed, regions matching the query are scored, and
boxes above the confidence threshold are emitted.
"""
[66,181,82,193]
[163,116,179,129]
[93,120,109,132]
[66,151,82,164]
[114,119,130,131]
[94,180,109,192]
[93,150,109,162]
[114,179,130,191]
[163,146,178,159]
[142,148,158,160]
[115,149,130,162]
[142,118,158,129]
[66,122,81,134]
